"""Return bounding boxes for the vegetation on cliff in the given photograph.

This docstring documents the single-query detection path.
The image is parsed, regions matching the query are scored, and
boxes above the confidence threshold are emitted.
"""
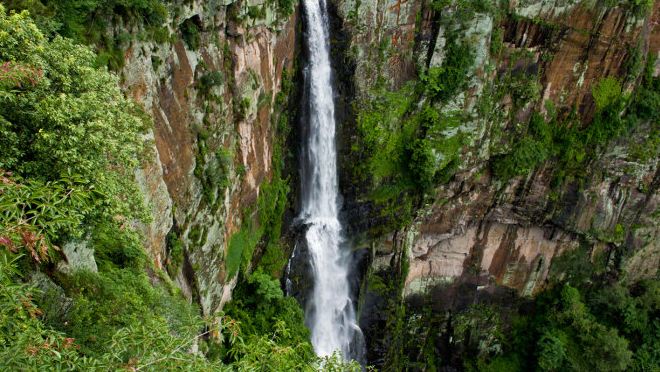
[346,0,659,370]
[5,0,169,69]
[352,29,473,233]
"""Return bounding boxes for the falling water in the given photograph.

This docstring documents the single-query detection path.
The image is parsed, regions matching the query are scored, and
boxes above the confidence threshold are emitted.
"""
[298,0,362,360]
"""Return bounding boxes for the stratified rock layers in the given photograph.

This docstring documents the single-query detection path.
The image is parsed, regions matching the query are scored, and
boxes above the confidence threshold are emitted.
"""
[334,0,659,296]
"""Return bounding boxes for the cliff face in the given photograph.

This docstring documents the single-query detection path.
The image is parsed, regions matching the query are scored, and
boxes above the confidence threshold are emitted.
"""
[334,0,659,301]
[119,0,298,315]
[99,0,655,359]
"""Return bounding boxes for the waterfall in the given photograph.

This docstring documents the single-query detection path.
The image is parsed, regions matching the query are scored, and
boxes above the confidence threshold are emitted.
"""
[298,0,363,360]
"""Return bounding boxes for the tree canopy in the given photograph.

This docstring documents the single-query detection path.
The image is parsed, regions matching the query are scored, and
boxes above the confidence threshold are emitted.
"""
[0,6,147,260]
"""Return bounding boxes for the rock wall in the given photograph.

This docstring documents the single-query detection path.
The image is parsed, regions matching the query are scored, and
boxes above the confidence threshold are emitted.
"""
[121,0,298,315]
[334,0,659,300]
[103,0,656,348]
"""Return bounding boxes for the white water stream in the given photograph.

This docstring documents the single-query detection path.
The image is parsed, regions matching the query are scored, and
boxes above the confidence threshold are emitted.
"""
[299,0,362,359]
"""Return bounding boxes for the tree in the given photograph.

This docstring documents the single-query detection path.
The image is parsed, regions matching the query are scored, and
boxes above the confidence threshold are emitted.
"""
[537,331,567,371]
[0,6,148,258]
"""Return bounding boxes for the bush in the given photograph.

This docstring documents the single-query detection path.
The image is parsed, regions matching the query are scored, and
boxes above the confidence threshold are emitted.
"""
[180,17,201,50]
[166,229,185,274]
[276,0,296,17]
[92,223,146,270]
[222,270,315,368]
[627,0,654,17]
[198,71,224,95]
[408,138,437,191]
[490,27,503,56]
[422,37,474,102]
[0,254,223,370]
[226,222,258,279]
[492,135,549,179]
[52,268,202,357]
[592,77,622,111]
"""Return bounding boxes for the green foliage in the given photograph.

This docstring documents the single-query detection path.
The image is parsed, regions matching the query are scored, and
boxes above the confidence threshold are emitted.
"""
[0,253,225,370]
[225,68,293,279]
[356,83,417,183]
[592,77,623,111]
[351,30,473,227]
[92,222,146,270]
[226,219,259,279]
[198,70,224,96]
[548,244,600,285]
[257,242,288,277]
[0,249,362,369]
[0,13,247,369]
[408,138,437,190]
[454,305,505,359]
[219,271,361,370]
[6,0,168,69]
[489,70,652,183]
[631,54,660,123]
[180,17,201,50]
[353,83,418,230]
[500,283,652,371]
[492,113,550,179]
[490,27,503,56]
[0,254,98,369]
[0,173,95,262]
[258,177,288,236]
[623,43,644,82]
[547,285,633,371]
[194,138,233,207]
[413,108,465,190]
[625,0,654,17]
[165,229,184,275]
[209,267,361,369]
[422,37,474,102]
[442,280,656,372]
[536,330,568,371]
[353,71,468,232]
[254,173,290,276]
[0,7,147,261]
[276,0,296,17]
[226,163,290,279]
[604,0,654,15]
[221,270,314,367]
[506,73,542,108]
[150,55,162,71]
[51,268,202,357]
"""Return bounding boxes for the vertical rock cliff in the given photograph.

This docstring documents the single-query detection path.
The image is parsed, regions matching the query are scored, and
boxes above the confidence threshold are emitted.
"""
[327,0,658,365]
[118,0,298,315]
[335,0,658,294]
